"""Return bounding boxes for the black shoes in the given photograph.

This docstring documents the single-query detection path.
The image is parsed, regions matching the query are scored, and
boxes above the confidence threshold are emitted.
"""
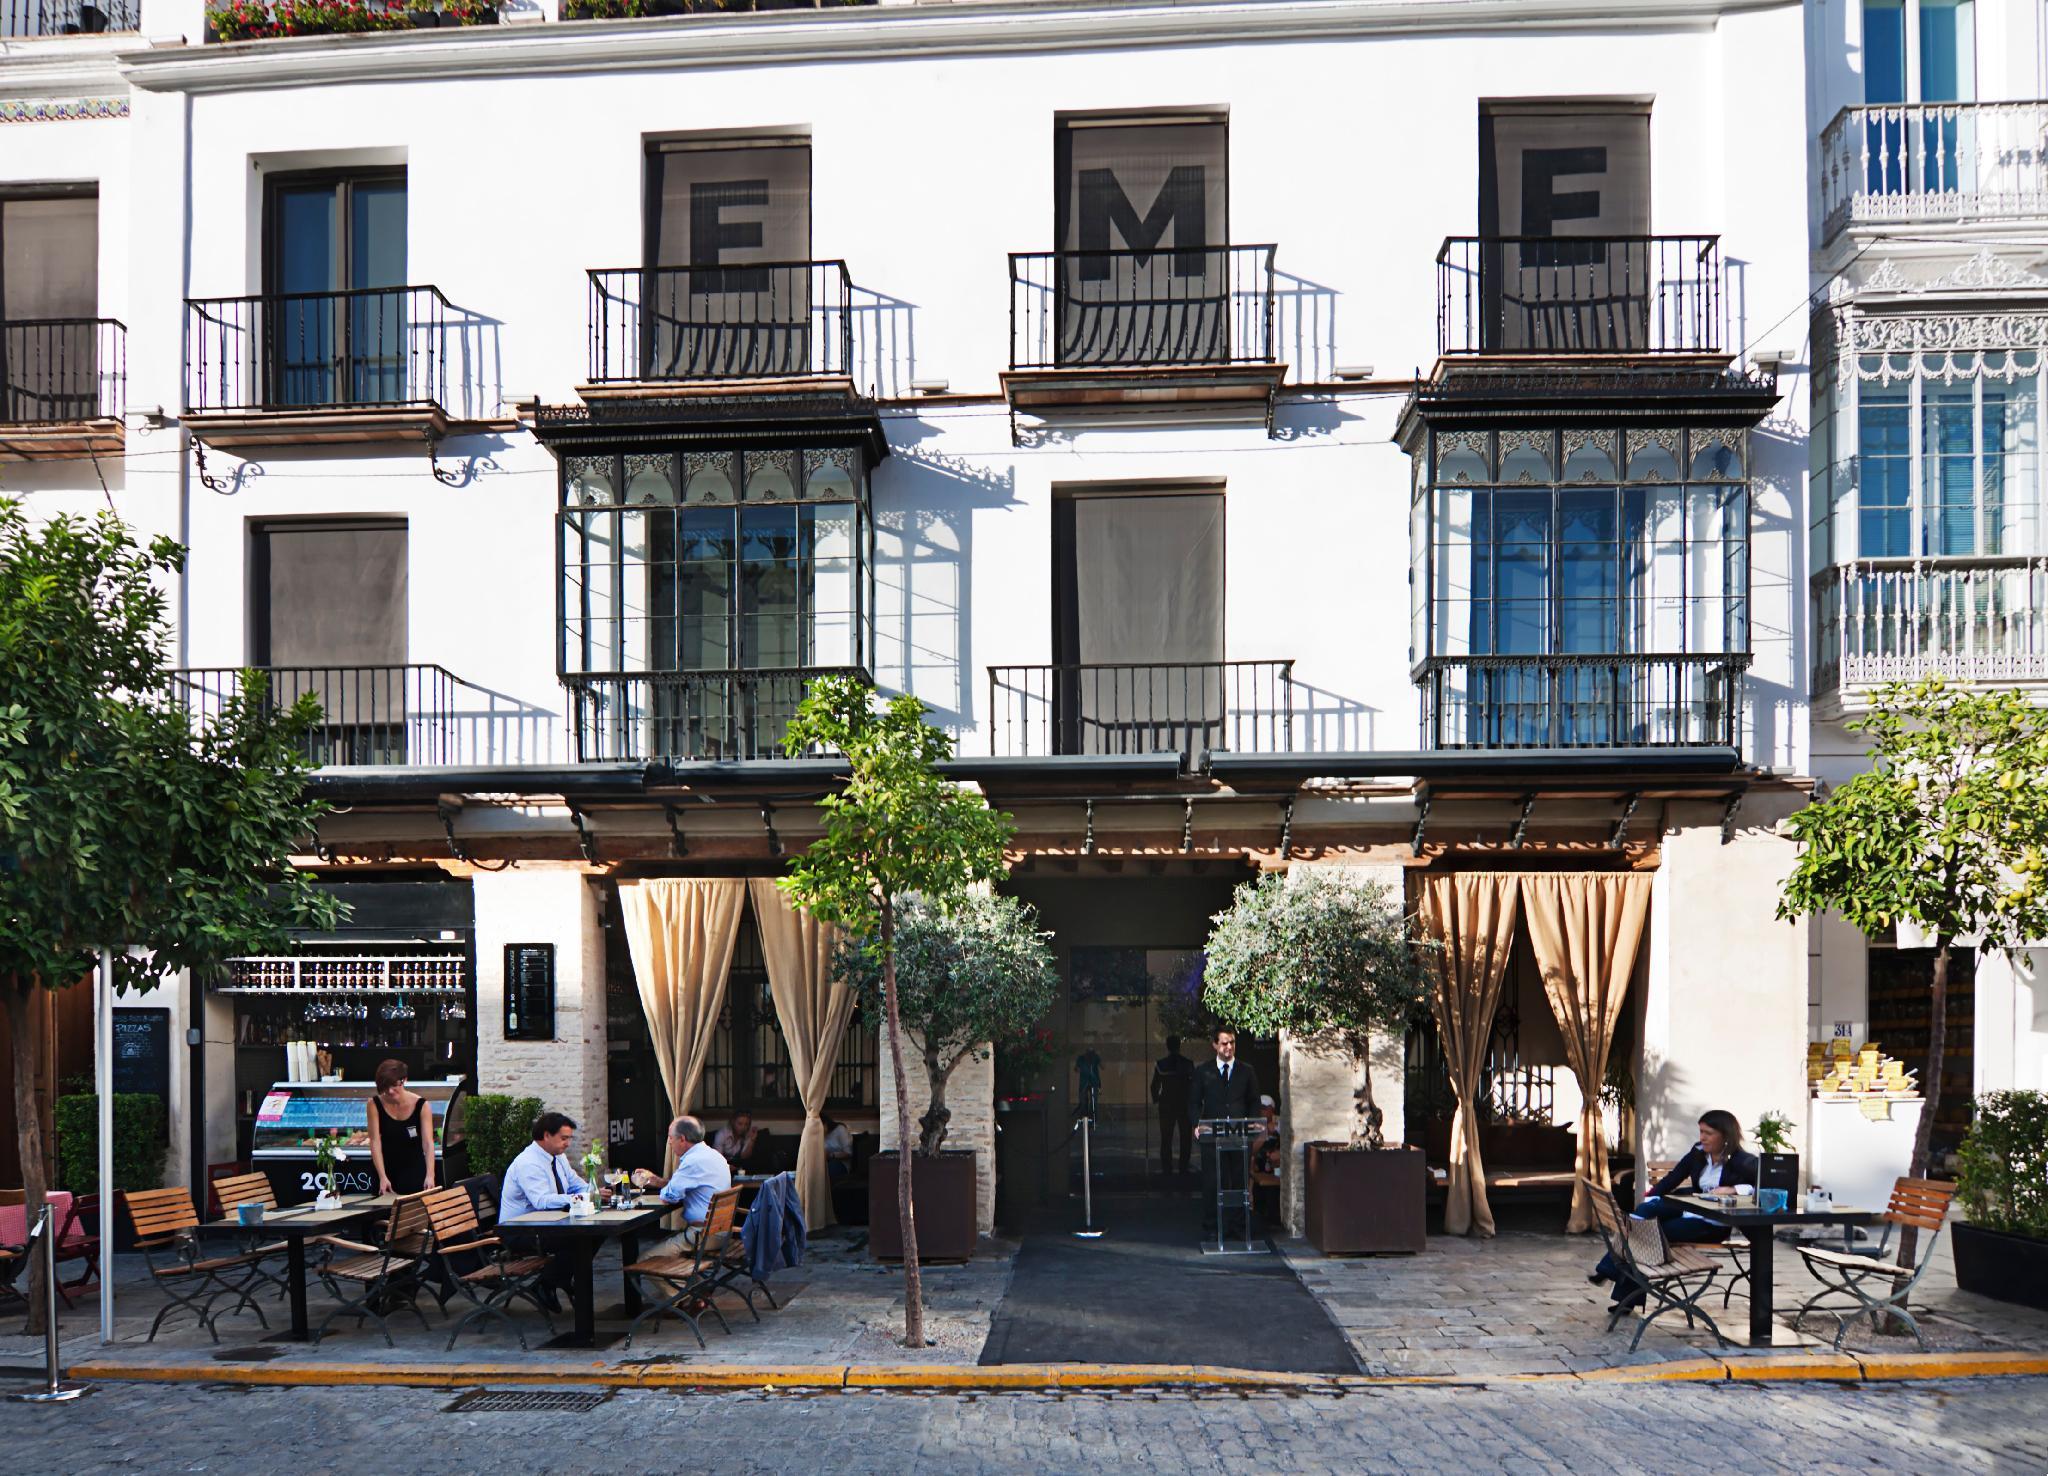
[1588,1272,1609,1286]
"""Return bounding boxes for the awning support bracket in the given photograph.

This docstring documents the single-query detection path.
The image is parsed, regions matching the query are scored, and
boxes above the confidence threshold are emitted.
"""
[1082,799,1096,857]
[566,802,598,863]
[1509,793,1536,850]
[1181,799,1195,853]
[1721,790,1744,845]
[759,801,782,857]
[1278,799,1294,860]
[663,803,688,859]
[1411,788,1431,858]
[1608,793,1641,851]
[436,802,470,866]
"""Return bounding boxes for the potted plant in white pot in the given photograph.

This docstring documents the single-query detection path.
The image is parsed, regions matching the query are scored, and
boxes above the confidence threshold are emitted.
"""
[834,890,1058,1262]
[1952,1089,2048,1310]
[1202,869,1432,1254]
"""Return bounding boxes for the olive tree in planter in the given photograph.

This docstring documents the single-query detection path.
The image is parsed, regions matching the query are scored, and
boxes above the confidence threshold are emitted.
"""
[835,892,1058,1261]
[1952,1089,2048,1311]
[1203,870,1432,1253]
[776,676,1013,1348]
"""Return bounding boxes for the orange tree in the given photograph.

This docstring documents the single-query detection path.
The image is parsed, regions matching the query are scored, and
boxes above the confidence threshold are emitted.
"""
[0,502,336,1328]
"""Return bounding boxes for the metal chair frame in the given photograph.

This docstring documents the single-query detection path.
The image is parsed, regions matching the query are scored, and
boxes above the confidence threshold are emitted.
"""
[309,1191,436,1348]
[622,1186,743,1351]
[121,1188,282,1343]
[1584,1177,1729,1352]
[420,1186,557,1351]
[1793,1176,1958,1352]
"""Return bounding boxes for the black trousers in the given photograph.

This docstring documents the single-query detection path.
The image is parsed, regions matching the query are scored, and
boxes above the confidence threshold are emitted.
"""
[1159,1105,1192,1175]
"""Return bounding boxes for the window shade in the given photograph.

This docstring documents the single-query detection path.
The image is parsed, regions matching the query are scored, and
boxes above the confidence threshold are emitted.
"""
[1,196,98,420]
[256,521,408,667]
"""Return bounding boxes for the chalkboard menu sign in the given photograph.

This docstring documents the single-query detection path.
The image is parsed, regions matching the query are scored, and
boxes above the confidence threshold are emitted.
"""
[504,944,556,1041]
[113,1007,171,1102]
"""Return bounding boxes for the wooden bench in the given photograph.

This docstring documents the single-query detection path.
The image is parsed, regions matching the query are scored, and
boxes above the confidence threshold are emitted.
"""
[1423,1122,1582,1205]
[120,1187,284,1343]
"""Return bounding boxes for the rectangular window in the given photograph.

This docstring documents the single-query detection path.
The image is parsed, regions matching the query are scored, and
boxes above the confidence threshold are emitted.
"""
[1850,358,2041,560]
[1,191,99,423]
[644,139,812,377]
[265,172,407,407]
[1053,114,1228,365]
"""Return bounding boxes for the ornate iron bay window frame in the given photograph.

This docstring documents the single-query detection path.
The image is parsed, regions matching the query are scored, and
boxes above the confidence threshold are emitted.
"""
[1408,425,1753,751]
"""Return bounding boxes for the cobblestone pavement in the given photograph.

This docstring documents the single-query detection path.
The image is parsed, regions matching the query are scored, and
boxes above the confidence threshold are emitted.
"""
[3,1375,2047,1473]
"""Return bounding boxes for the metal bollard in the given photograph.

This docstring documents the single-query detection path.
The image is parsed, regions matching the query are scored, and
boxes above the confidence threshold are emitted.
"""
[12,1203,90,1404]
[1073,1114,1104,1240]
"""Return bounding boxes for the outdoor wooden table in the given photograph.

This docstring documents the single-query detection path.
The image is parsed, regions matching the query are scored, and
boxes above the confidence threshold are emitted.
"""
[1664,1194,1883,1346]
[498,1199,674,1348]
[205,1194,394,1343]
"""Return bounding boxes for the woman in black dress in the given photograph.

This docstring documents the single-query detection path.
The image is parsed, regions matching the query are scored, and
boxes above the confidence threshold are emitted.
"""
[367,1058,435,1196]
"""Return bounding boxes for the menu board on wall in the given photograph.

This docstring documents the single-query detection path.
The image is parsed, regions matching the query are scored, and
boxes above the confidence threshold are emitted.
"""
[504,944,556,1042]
[112,1008,171,1103]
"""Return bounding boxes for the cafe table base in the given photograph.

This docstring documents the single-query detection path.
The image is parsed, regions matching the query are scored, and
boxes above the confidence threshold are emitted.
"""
[498,1202,669,1352]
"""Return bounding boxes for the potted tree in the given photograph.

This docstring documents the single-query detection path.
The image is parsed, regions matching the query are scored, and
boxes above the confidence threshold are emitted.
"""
[835,892,1057,1262]
[1952,1089,2048,1310]
[1754,1110,1799,1203]
[1203,869,1432,1254]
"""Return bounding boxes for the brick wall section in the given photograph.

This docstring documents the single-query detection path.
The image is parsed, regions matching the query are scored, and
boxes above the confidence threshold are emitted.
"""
[878,1031,997,1238]
[473,867,608,1153]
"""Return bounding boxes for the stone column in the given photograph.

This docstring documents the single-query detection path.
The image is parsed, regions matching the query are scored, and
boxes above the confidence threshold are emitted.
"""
[472,866,608,1150]
[877,1032,996,1238]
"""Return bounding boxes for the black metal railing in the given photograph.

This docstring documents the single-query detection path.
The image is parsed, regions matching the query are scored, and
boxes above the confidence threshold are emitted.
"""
[587,261,853,383]
[2,318,124,424]
[184,285,451,414]
[1436,236,1723,356]
[987,660,1294,759]
[169,664,542,767]
[564,665,866,763]
[1009,245,1277,369]
[2,0,136,33]
[1416,653,1747,750]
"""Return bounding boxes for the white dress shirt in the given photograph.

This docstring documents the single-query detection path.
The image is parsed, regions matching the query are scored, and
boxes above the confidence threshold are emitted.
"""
[501,1140,588,1220]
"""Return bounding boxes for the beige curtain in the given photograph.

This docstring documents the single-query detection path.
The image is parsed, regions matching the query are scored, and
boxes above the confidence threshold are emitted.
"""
[748,878,854,1233]
[619,879,747,1169]
[1520,872,1653,1233]
[1419,873,1521,1238]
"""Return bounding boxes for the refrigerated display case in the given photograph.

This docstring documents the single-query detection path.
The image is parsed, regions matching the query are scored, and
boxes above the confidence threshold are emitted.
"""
[251,1078,467,1204]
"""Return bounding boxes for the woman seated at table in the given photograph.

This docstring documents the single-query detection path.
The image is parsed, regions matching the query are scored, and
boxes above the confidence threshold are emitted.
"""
[1592,1109,1759,1308]
[822,1115,853,1182]
[713,1110,769,1172]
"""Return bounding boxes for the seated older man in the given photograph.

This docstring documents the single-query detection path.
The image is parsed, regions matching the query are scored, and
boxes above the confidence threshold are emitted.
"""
[631,1115,732,1252]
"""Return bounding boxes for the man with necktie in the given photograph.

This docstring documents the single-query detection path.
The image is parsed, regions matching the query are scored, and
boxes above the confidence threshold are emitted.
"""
[1188,1026,1259,1236]
[500,1111,589,1308]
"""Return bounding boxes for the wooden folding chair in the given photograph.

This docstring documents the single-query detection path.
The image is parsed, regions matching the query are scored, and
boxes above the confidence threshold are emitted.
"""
[211,1171,294,1302]
[622,1186,743,1350]
[1584,1177,1728,1352]
[120,1188,284,1343]
[310,1191,435,1347]
[1642,1158,1751,1308]
[420,1186,556,1351]
[1793,1176,1959,1351]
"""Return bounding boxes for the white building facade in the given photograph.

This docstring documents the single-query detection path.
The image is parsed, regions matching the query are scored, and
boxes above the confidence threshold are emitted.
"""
[2,0,1840,1231]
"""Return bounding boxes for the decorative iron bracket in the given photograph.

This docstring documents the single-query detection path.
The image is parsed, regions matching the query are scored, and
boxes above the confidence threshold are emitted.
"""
[1720,789,1745,845]
[1278,798,1294,860]
[759,801,782,857]
[193,440,230,494]
[426,430,464,488]
[1181,799,1195,853]
[436,802,470,865]
[1608,793,1641,851]
[663,803,688,859]
[1082,799,1096,856]
[1509,793,1536,850]
[566,802,598,863]
[1410,788,1431,858]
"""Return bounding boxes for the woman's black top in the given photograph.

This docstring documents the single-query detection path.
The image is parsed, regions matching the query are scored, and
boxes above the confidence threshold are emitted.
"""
[374,1094,430,1194]
[1648,1144,1761,1200]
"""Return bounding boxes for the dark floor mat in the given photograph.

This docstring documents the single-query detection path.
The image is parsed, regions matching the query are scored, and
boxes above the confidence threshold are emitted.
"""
[978,1192,1359,1373]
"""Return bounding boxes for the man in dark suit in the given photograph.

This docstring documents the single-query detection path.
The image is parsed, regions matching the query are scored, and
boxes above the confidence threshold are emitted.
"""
[1150,1035,1194,1178]
[1188,1026,1260,1235]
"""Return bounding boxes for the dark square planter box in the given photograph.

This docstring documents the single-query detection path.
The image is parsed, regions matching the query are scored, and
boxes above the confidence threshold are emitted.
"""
[867,1150,977,1262]
[1304,1141,1426,1255]
[1952,1221,2048,1311]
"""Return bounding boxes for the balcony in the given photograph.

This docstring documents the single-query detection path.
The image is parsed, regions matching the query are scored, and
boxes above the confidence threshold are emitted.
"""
[1003,245,1284,436]
[1415,654,1748,751]
[1436,236,1724,358]
[564,666,866,764]
[171,665,559,767]
[1813,557,2048,698]
[1820,101,2048,241]
[986,660,1295,760]
[586,261,853,389]
[0,317,125,461]
[183,285,458,447]
[3,0,136,34]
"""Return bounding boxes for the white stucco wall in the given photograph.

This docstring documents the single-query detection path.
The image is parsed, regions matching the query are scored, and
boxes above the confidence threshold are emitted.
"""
[472,865,608,1146]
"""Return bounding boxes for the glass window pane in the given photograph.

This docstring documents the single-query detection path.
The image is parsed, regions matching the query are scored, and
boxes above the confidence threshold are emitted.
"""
[1858,384,1911,557]
[1922,382,1976,555]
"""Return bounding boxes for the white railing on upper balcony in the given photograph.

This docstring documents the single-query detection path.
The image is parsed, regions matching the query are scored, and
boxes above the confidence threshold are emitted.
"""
[1814,556,2048,692]
[1820,101,2048,239]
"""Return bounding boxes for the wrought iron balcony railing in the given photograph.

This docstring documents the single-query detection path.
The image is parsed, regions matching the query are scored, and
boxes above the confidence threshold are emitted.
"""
[184,286,452,414]
[1416,653,1748,750]
[2,318,124,424]
[1009,245,1277,370]
[564,666,866,763]
[987,660,1295,759]
[170,665,557,767]
[1813,556,2048,692]
[1435,236,1724,357]
[1820,101,2048,239]
[2,0,136,33]
[587,261,854,383]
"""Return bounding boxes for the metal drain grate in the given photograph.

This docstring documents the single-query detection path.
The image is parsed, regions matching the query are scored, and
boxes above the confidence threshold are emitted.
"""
[445,1389,611,1415]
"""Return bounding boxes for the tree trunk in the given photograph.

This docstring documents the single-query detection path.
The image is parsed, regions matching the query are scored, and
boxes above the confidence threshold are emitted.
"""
[1353,1043,1383,1151]
[1898,940,1950,1270]
[918,1044,953,1156]
[6,985,49,1335]
[880,900,925,1347]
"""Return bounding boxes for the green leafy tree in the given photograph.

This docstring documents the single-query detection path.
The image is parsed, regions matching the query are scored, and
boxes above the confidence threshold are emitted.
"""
[1202,869,1431,1148]
[1778,677,2048,1260]
[834,891,1058,1153]
[776,676,1012,1347]
[0,502,337,1328]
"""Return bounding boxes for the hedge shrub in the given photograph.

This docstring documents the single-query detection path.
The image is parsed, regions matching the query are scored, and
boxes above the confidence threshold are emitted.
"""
[54,1093,167,1197]
[462,1093,544,1179]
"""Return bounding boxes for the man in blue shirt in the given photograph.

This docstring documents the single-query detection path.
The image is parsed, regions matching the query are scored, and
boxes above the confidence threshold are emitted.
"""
[501,1111,589,1221]
[632,1115,731,1250]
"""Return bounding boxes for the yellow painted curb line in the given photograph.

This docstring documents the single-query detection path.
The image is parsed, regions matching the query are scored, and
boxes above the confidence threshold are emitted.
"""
[1554,1360,1726,1383]
[1852,1352,2048,1382]
[1717,1353,1864,1382]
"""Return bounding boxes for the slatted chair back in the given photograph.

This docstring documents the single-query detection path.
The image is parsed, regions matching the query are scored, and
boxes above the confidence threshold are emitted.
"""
[122,1187,200,1246]
[385,1191,435,1256]
[423,1186,482,1247]
[1583,1176,1667,1274]
[1883,1177,1958,1240]
[213,1172,278,1213]
[688,1187,742,1269]
[1645,1160,1680,1190]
